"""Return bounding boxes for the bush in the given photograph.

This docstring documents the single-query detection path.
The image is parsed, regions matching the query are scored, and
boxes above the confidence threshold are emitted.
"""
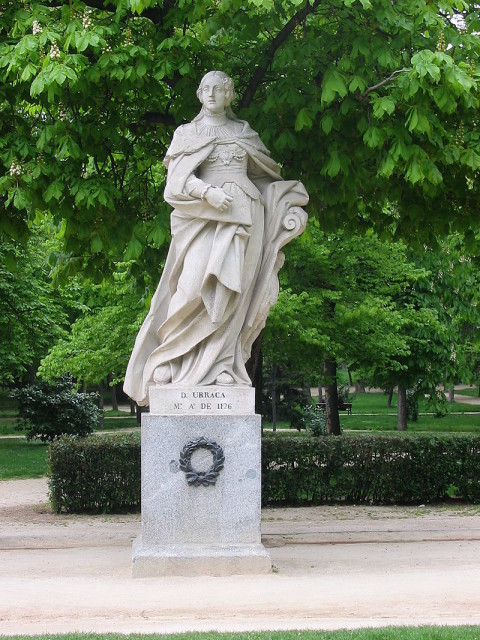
[302,404,327,436]
[13,375,100,442]
[49,433,140,513]
[46,432,480,513]
[261,434,480,506]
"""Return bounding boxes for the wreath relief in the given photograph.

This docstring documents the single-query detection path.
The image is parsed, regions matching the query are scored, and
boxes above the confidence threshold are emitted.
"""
[179,436,225,486]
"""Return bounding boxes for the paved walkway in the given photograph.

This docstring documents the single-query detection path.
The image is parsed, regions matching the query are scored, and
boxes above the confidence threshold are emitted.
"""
[1,478,480,634]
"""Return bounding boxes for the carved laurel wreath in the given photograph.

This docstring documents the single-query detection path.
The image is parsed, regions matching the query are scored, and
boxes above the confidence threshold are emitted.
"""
[179,436,225,486]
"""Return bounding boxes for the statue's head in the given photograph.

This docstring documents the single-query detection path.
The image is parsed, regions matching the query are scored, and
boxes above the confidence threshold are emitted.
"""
[196,71,235,113]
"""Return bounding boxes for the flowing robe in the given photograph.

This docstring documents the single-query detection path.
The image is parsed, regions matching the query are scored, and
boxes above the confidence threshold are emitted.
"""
[124,118,308,405]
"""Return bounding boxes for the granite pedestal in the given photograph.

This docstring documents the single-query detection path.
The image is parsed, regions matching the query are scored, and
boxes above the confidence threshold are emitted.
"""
[132,386,271,577]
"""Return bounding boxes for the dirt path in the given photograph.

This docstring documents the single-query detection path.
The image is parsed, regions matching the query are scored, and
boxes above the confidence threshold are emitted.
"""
[1,478,480,633]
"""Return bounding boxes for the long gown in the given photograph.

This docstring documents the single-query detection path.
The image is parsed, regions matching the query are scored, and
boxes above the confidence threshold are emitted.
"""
[124,116,308,405]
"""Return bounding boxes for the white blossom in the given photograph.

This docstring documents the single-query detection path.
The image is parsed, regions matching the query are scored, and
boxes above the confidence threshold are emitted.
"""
[49,42,61,60]
[82,9,93,29]
[32,20,42,35]
[9,158,23,177]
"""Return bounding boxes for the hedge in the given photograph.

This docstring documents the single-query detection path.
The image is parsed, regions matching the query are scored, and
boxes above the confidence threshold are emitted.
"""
[49,433,141,513]
[48,433,480,513]
[262,434,480,505]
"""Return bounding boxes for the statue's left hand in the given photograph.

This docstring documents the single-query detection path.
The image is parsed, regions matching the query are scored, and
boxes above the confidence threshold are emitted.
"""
[205,186,233,211]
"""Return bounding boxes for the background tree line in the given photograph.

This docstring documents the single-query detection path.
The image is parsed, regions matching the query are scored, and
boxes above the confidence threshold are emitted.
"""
[1,0,479,431]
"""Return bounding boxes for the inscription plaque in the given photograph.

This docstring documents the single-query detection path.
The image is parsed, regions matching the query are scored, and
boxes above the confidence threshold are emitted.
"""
[148,385,255,415]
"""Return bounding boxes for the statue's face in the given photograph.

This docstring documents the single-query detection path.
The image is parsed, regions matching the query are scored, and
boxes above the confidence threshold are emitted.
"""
[200,75,229,113]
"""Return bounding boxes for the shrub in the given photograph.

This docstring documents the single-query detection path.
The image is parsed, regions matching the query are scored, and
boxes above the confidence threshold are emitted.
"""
[46,432,480,513]
[302,404,327,436]
[49,433,140,513]
[13,375,100,442]
[261,434,480,506]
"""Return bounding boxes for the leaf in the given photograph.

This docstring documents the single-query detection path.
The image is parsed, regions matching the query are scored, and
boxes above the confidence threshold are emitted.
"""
[363,126,385,148]
[321,113,334,135]
[13,189,28,209]
[30,73,45,96]
[373,96,395,118]
[295,107,314,131]
[21,63,37,82]
[147,226,166,247]
[91,234,103,253]
[43,180,64,202]
[406,108,430,134]
[321,70,348,105]
[124,236,143,261]
[405,158,424,185]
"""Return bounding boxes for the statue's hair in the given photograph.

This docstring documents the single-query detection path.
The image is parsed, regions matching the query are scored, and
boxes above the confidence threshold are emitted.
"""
[194,70,238,120]
[196,70,235,104]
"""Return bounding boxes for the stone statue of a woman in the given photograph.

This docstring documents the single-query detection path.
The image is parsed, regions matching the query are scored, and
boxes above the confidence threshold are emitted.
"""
[124,70,308,405]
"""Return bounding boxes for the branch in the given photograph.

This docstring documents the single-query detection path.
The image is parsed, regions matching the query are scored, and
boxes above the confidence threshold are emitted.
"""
[238,0,322,109]
[360,68,410,100]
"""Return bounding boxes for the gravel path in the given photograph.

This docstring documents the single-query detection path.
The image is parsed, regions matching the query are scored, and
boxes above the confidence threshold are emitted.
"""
[1,477,480,634]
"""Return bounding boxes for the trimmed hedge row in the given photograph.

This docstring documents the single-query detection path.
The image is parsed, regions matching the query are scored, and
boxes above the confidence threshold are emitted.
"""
[49,434,141,513]
[262,434,480,505]
[48,433,480,513]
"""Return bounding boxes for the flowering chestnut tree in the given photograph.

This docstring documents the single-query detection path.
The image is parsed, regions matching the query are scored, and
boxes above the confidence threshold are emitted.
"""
[0,0,479,285]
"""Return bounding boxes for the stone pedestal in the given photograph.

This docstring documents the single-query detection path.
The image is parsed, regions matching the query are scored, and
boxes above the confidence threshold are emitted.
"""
[132,386,271,577]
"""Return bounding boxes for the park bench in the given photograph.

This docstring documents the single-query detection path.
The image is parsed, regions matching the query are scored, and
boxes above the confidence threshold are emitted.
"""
[316,399,352,415]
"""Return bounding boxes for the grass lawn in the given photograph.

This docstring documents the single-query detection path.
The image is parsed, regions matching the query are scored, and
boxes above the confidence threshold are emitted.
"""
[1,628,480,640]
[0,437,48,480]
[100,414,138,431]
[0,412,137,436]
[342,411,480,433]
[455,386,480,397]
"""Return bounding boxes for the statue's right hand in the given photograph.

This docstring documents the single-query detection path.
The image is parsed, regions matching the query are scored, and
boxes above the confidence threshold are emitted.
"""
[205,187,233,211]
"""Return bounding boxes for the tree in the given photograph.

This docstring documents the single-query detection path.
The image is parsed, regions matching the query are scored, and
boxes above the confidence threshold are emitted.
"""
[38,264,147,394]
[263,224,479,431]
[356,235,480,429]
[0,232,68,385]
[0,0,479,287]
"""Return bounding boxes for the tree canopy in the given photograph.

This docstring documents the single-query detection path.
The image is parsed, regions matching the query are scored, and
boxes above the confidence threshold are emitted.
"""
[1,0,479,285]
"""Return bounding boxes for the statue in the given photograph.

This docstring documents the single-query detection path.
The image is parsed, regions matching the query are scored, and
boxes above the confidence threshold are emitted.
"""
[124,70,308,406]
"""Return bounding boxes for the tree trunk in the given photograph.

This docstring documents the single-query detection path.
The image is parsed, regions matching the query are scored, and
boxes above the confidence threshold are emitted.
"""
[324,357,341,436]
[318,378,323,402]
[136,403,147,426]
[447,386,454,403]
[271,364,277,433]
[246,332,263,415]
[28,365,36,385]
[397,384,407,431]
[347,367,353,386]
[108,374,119,411]
[130,400,136,416]
[98,380,104,428]
[81,380,87,393]
[387,387,394,409]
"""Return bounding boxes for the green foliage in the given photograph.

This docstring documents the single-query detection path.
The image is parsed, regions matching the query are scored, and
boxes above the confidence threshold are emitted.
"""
[261,434,480,506]
[0,0,479,284]
[46,432,480,512]
[302,404,327,437]
[0,233,68,385]
[48,433,140,513]
[13,375,100,442]
[38,263,147,386]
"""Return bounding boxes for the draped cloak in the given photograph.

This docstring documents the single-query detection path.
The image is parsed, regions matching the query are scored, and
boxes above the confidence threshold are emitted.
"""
[124,118,308,405]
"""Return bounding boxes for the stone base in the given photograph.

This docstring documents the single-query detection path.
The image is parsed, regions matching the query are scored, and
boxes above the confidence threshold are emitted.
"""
[132,405,271,577]
[132,536,271,577]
